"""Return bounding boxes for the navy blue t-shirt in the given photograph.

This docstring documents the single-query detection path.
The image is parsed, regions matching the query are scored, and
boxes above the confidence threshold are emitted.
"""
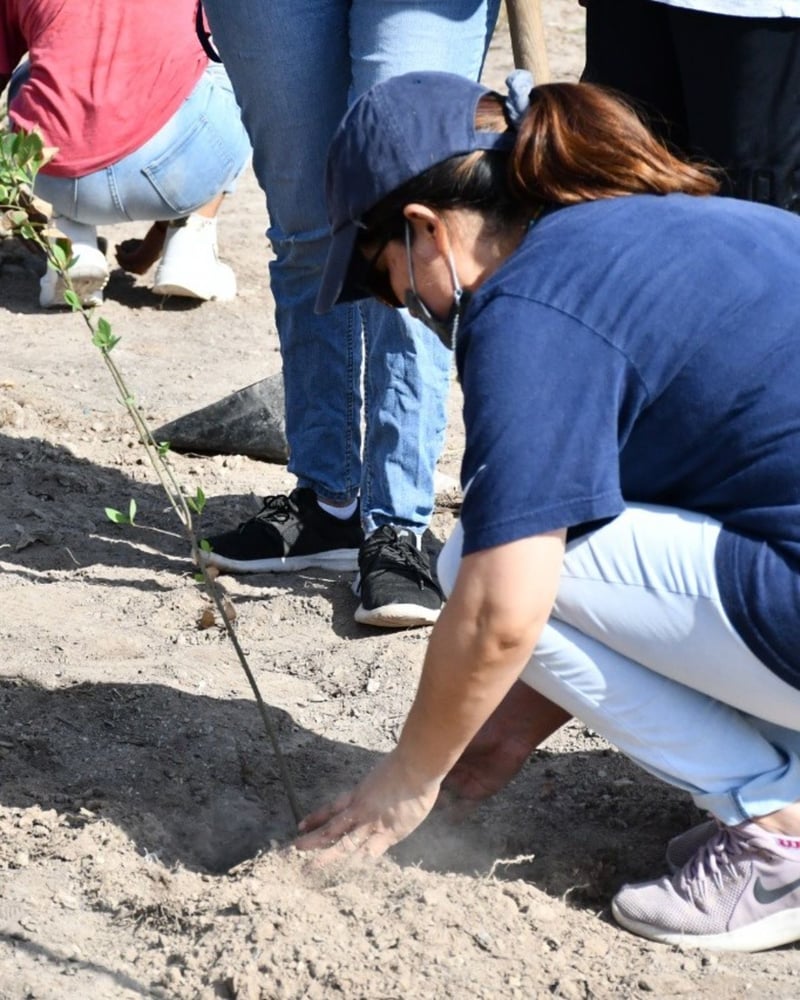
[456,193,800,690]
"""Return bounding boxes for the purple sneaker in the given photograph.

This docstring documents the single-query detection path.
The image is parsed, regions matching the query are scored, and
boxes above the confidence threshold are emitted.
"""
[665,819,718,874]
[612,822,800,952]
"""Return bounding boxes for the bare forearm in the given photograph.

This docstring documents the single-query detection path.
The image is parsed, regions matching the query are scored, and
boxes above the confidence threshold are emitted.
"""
[395,599,541,783]
[395,533,565,784]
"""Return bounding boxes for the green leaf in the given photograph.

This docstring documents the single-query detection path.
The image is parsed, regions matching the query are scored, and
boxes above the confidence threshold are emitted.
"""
[156,440,171,457]
[105,507,130,525]
[193,573,206,584]
[50,241,69,271]
[187,486,206,515]
[128,498,137,525]
[91,317,121,352]
[63,289,82,311]
[199,538,213,552]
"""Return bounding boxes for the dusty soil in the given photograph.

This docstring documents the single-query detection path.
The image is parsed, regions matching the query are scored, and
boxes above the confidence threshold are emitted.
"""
[1,6,799,998]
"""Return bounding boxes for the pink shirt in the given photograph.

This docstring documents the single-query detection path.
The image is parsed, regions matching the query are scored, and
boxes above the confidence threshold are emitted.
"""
[1,0,207,177]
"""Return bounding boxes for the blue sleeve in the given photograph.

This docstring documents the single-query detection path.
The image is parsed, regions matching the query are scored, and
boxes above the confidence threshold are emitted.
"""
[457,293,645,555]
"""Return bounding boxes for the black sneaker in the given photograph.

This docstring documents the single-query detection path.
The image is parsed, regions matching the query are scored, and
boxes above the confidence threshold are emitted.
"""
[354,525,444,628]
[200,487,363,573]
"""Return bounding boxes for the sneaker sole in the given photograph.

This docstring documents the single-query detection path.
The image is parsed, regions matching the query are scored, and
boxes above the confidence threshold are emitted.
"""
[355,602,440,628]
[152,270,236,302]
[199,548,359,574]
[611,898,800,952]
[152,281,228,301]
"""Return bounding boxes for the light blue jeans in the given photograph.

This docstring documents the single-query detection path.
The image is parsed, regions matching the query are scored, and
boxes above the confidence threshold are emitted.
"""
[201,0,500,533]
[16,64,250,225]
[438,505,800,825]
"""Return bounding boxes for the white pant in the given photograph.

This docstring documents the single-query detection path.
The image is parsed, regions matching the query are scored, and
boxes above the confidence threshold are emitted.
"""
[437,505,800,824]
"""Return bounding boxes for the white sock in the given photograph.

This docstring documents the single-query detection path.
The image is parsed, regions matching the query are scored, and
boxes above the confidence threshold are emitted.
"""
[318,498,357,520]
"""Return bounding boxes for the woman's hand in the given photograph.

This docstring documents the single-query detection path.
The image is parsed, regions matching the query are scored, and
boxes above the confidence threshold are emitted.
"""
[293,750,440,862]
[295,533,566,863]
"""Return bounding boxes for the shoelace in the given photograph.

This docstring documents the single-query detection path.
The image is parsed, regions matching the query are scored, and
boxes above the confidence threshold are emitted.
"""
[678,825,762,901]
[361,528,443,595]
[244,493,301,531]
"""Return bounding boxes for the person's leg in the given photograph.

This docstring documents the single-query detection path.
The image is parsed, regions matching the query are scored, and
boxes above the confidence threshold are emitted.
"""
[437,510,800,820]
[538,506,800,820]
[203,0,361,508]
[534,507,800,951]
[441,507,800,950]
[197,0,367,575]
[33,63,249,306]
[201,0,499,622]
[344,0,500,626]
[7,61,108,308]
[581,0,690,151]
[670,9,800,211]
[351,0,500,535]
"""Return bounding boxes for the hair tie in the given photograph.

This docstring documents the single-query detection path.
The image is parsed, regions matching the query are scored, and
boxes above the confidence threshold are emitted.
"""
[504,69,534,129]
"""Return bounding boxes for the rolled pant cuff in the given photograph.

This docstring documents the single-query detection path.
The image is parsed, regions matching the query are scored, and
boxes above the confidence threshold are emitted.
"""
[695,753,800,824]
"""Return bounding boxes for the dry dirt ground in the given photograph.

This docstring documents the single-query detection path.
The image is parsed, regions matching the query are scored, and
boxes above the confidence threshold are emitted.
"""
[2,5,799,999]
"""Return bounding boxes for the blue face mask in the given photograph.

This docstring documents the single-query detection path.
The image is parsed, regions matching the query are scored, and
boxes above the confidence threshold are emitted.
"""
[403,220,471,351]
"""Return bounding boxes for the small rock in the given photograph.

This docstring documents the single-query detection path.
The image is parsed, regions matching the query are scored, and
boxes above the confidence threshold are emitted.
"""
[473,930,492,951]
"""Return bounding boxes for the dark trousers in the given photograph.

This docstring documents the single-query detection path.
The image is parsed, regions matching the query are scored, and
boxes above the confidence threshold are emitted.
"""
[582,0,800,212]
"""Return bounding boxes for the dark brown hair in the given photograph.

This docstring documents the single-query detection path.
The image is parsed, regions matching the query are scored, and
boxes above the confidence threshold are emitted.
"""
[360,81,718,241]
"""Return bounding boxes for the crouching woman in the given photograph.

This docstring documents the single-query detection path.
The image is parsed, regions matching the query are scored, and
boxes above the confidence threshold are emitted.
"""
[296,69,800,953]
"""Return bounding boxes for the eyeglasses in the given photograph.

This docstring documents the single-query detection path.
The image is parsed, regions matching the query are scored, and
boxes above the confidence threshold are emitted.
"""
[355,234,403,309]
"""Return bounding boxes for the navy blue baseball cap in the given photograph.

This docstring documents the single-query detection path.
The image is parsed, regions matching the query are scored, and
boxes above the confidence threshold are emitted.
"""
[315,70,517,314]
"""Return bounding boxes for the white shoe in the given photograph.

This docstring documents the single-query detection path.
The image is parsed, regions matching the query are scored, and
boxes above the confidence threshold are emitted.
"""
[39,217,109,309]
[152,214,236,301]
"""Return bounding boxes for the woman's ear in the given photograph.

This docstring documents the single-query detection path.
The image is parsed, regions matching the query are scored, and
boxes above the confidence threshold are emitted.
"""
[403,203,450,261]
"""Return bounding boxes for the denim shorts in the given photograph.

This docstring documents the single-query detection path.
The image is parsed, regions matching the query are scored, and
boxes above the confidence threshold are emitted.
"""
[25,64,251,224]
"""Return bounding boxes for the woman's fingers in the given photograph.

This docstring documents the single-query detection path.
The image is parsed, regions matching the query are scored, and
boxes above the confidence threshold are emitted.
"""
[293,752,441,863]
[297,821,396,866]
[294,816,357,852]
[294,813,376,858]
[297,789,353,834]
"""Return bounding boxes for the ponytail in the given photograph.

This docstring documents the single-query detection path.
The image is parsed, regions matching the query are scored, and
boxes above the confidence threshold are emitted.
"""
[507,82,719,204]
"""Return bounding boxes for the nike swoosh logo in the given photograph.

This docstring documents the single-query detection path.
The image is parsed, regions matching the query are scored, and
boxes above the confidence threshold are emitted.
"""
[753,875,800,905]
